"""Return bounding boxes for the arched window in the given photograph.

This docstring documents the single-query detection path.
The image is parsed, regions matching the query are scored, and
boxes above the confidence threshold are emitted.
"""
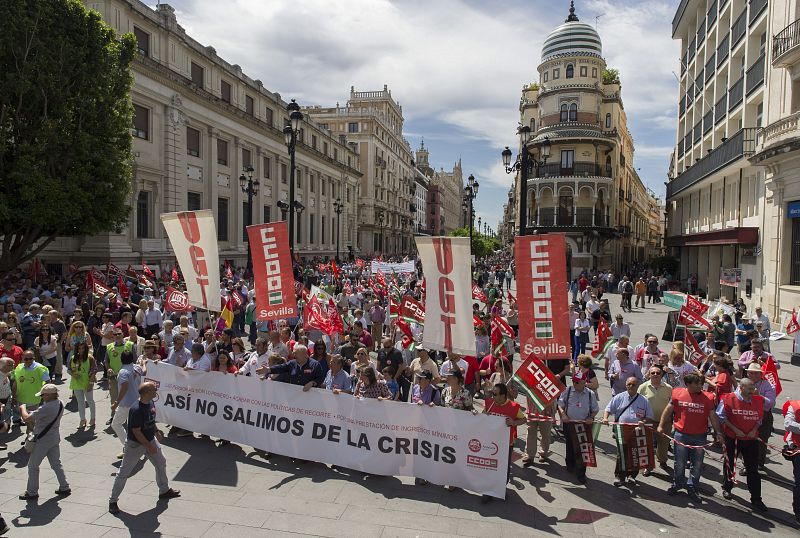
[605,113,612,128]
[569,103,578,121]
[530,118,535,131]
[560,104,568,122]
[605,155,612,177]
[566,64,574,78]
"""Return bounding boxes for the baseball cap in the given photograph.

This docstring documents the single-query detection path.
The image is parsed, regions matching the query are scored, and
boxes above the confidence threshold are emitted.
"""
[35,383,58,397]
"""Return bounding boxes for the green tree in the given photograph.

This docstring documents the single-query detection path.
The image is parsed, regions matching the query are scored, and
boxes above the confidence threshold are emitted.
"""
[0,0,136,277]
[448,227,502,258]
[602,68,620,85]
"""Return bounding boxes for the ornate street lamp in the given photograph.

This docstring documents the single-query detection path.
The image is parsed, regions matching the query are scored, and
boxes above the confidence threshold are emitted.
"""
[502,127,550,236]
[333,197,344,261]
[377,210,385,254]
[463,174,479,252]
[239,165,258,272]
[283,99,305,252]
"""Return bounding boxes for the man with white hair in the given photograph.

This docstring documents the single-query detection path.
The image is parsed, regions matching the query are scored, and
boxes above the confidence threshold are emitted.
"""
[257,343,324,391]
[751,306,770,332]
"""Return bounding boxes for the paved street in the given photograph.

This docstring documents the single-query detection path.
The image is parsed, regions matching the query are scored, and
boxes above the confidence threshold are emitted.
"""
[1,295,799,537]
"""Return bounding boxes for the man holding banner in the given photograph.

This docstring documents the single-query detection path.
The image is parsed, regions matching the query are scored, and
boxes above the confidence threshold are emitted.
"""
[603,377,653,487]
[557,371,599,484]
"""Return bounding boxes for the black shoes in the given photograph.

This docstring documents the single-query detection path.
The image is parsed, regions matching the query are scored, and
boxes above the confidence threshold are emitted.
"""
[722,489,733,500]
[108,502,120,514]
[55,488,71,496]
[18,492,38,501]
[752,499,768,513]
[687,489,702,503]
[158,488,181,499]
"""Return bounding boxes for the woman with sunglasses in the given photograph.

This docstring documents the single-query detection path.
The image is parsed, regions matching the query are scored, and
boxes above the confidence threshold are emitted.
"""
[349,348,376,379]
[68,340,97,428]
[150,334,168,361]
[35,327,58,380]
[310,340,331,376]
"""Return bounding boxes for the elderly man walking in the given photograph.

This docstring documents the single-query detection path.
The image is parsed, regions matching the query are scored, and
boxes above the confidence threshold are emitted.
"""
[603,377,653,487]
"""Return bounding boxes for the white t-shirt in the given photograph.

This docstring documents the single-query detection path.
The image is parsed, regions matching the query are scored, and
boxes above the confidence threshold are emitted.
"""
[238,352,270,376]
[187,354,212,372]
[574,318,591,337]
[440,359,469,380]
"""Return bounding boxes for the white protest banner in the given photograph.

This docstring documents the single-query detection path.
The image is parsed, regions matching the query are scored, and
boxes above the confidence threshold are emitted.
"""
[415,237,475,355]
[370,260,416,275]
[161,210,221,311]
[147,362,510,498]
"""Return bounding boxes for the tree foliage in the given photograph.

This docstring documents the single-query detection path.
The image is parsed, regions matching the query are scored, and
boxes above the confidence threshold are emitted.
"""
[0,0,136,276]
[448,227,502,258]
[602,68,620,85]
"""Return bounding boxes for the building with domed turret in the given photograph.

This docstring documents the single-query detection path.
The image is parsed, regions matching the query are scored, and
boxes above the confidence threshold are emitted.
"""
[511,2,652,276]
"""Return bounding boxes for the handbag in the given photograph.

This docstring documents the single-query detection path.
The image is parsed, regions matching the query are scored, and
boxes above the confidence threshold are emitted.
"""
[23,402,63,454]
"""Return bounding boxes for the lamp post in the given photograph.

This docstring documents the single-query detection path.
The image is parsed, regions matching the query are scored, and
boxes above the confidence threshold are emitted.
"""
[238,165,258,273]
[376,210,385,254]
[502,127,550,236]
[277,200,289,220]
[283,99,304,252]
[333,197,343,261]
[463,174,479,252]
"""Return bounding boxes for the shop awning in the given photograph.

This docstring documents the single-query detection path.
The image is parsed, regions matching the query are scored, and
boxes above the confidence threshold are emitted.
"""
[665,227,759,247]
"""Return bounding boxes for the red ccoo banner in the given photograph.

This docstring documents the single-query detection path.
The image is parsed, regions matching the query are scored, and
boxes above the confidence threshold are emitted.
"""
[247,221,297,321]
[514,235,571,361]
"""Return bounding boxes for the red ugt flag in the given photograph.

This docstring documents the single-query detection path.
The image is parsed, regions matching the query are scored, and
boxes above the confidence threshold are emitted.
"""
[685,295,709,316]
[472,282,488,303]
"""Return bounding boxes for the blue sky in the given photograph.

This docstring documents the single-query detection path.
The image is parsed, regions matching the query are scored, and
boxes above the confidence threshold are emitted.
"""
[148,0,680,232]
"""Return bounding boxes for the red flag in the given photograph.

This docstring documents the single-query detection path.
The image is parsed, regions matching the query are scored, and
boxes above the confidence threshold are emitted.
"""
[592,318,614,358]
[395,319,415,349]
[118,276,129,299]
[142,262,155,278]
[230,291,243,309]
[343,281,352,296]
[304,295,333,335]
[93,280,110,297]
[683,330,706,366]
[126,265,138,280]
[327,298,344,335]
[138,273,155,289]
[225,262,233,280]
[389,295,400,319]
[678,306,713,331]
[164,287,194,312]
[171,265,179,282]
[107,263,122,278]
[473,314,484,329]
[787,309,800,336]
[355,258,365,269]
[85,269,95,291]
[331,260,339,279]
[507,290,516,303]
[90,267,106,283]
[762,356,783,396]
[472,282,488,303]
[399,296,425,324]
[511,353,566,411]
[685,295,709,316]
[491,315,514,352]
[375,270,387,288]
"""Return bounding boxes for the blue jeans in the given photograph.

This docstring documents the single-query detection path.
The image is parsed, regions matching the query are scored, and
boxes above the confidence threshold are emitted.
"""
[673,431,706,491]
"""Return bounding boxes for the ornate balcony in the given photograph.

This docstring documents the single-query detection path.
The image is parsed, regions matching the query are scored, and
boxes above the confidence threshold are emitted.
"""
[531,208,612,229]
[774,19,800,67]
[529,161,611,179]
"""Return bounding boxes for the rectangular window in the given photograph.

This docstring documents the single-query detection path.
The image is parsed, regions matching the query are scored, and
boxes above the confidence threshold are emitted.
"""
[263,205,271,224]
[221,80,232,103]
[560,149,575,173]
[296,215,302,245]
[217,139,228,165]
[309,214,315,243]
[136,191,150,238]
[543,72,549,82]
[312,135,317,149]
[263,156,271,178]
[310,174,315,193]
[348,122,359,133]
[191,62,204,86]
[580,66,587,76]
[186,127,200,157]
[217,198,229,241]
[323,142,328,155]
[319,123,328,130]
[133,26,149,56]
[334,148,338,161]
[346,187,351,202]
[553,68,560,79]
[242,148,252,168]
[321,178,326,195]
[793,219,800,285]
[592,68,597,77]
[296,168,302,188]
[281,163,287,184]
[187,192,203,210]
[322,216,326,244]
[245,95,254,116]
[558,195,573,225]
[132,104,149,139]
[265,107,273,126]
[339,134,347,145]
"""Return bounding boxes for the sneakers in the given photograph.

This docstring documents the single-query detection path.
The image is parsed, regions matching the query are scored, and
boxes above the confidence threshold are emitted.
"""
[116,452,124,460]
[687,489,702,503]
[521,455,533,467]
[752,499,768,513]
[722,489,733,500]
[108,502,120,515]
[627,477,638,486]
[158,488,181,500]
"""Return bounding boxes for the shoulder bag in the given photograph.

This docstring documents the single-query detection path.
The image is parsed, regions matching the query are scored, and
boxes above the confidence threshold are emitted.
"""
[24,402,63,454]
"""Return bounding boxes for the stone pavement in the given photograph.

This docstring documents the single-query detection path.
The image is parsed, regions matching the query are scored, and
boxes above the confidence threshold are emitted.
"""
[1,295,799,537]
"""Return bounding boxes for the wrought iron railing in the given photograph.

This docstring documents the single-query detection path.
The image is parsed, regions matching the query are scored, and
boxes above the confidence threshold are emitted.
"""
[774,19,800,60]
[746,53,765,95]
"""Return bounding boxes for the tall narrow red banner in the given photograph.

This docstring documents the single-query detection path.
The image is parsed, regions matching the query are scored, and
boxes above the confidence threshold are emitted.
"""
[514,235,571,361]
[247,222,297,321]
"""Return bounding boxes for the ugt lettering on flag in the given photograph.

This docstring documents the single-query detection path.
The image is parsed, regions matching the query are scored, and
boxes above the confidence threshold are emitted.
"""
[511,353,565,412]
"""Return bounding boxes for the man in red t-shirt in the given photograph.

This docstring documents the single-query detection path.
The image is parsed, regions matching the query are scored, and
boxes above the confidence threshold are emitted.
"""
[462,354,480,394]
[478,351,500,395]
[0,332,23,365]
[658,372,724,503]
[482,382,525,503]
[716,378,767,511]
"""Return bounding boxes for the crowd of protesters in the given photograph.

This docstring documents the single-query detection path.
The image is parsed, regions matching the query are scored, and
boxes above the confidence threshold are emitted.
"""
[0,254,798,530]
